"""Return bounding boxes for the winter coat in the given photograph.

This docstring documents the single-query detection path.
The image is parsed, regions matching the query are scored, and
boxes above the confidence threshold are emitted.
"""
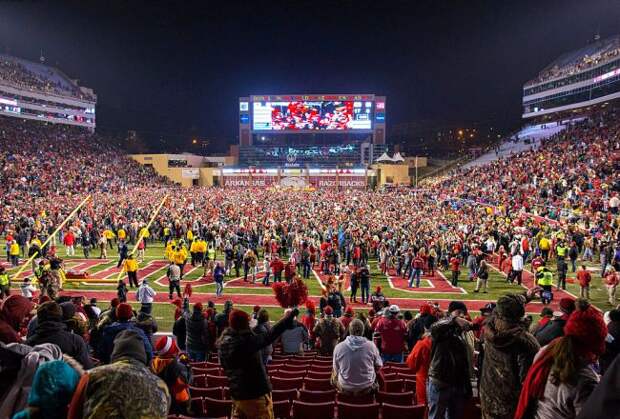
[480,317,540,419]
[252,321,273,364]
[0,343,62,418]
[530,348,599,419]
[218,315,292,400]
[534,317,567,347]
[185,311,210,353]
[68,358,170,419]
[26,320,92,369]
[98,321,153,364]
[280,322,308,354]
[0,296,33,344]
[313,317,345,355]
[428,317,472,395]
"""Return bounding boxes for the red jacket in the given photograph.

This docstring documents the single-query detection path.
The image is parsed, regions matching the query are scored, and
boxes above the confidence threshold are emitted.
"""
[63,232,75,246]
[606,273,619,287]
[449,257,460,272]
[374,317,407,355]
[270,259,284,274]
[406,336,432,405]
[576,270,592,287]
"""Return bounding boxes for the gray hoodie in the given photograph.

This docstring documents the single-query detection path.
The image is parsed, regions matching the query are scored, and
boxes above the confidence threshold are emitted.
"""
[333,335,382,391]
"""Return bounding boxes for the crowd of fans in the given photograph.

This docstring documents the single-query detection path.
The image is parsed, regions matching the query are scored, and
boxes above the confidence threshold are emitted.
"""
[0,103,619,418]
[0,56,94,101]
[525,36,620,86]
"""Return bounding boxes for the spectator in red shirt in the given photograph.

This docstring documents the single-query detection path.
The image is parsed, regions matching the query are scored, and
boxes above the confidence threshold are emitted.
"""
[374,305,407,363]
[269,256,284,282]
[406,314,438,405]
[339,306,354,332]
[63,230,75,256]
[449,255,461,286]
[576,265,592,300]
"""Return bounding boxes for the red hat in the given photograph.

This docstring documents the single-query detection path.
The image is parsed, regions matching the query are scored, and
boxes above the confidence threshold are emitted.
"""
[253,305,261,313]
[193,302,203,312]
[116,303,133,321]
[564,301,607,357]
[324,306,334,316]
[419,303,432,315]
[110,298,120,308]
[376,286,382,293]
[39,295,51,304]
[171,298,182,308]
[368,309,376,317]
[305,300,316,312]
[345,306,354,315]
[154,336,179,357]
[229,309,250,330]
[559,298,576,314]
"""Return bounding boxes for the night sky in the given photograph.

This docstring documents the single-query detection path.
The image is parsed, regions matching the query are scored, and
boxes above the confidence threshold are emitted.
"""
[0,0,618,151]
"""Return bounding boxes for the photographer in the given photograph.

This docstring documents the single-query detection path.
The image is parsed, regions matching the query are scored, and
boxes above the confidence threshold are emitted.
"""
[218,308,299,418]
[427,301,473,419]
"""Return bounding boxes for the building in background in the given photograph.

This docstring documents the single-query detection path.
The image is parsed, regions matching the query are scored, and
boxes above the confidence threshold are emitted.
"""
[523,35,620,119]
[0,54,96,129]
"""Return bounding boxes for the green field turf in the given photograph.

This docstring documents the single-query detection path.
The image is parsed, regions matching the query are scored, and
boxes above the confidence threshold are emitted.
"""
[5,241,614,332]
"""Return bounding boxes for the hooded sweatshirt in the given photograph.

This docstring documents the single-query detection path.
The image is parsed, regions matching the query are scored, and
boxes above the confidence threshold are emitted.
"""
[0,295,33,344]
[333,335,382,391]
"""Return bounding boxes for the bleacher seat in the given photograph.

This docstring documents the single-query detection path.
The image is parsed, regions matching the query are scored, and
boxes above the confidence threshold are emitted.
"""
[336,392,375,404]
[381,403,426,419]
[273,399,292,419]
[278,369,307,379]
[376,390,414,406]
[191,374,207,387]
[292,400,334,419]
[298,389,336,403]
[206,374,229,387]
[272,388,298,402]
[303,377,332,391]
[188,385,222,399]
[383,380,403,393]
[204,396,232,418]
[272,376,304,391]
[403,379,416,394]
[337,402,379,419]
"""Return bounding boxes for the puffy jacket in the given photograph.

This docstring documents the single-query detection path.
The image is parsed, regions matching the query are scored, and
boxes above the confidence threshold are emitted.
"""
[27,320,93,369]
[480,316,539,419]
[218,314,292,400]
[98,321,153,364]
[534,317,567,347]
[185,311,210,353]
[428,317,472,395]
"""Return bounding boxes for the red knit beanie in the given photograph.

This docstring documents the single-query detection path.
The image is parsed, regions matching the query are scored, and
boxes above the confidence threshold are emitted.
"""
[345,306,354,315]
[110,298,120,308]
[229,309,250,330]
[171,298,182,308]
[419,303,432,315]
[194,302,203,312]
[564,301,607,357]
[253,305,261,313]
[154,336,179,357]
[324,306,334,316]
[116,303,133,321]
[559,298,576,314]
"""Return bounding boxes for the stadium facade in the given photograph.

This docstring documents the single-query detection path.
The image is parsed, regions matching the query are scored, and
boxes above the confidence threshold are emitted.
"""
[0,54,96,129]
[523,35,620,119]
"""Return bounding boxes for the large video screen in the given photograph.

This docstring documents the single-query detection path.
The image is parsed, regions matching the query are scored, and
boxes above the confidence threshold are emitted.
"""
[253,100,373,131]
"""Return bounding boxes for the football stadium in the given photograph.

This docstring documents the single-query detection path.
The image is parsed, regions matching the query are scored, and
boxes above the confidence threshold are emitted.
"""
[0,2,619,419]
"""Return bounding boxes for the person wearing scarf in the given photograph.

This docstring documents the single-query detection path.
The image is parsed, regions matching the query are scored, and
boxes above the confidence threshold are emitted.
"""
[514,299,606,419]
